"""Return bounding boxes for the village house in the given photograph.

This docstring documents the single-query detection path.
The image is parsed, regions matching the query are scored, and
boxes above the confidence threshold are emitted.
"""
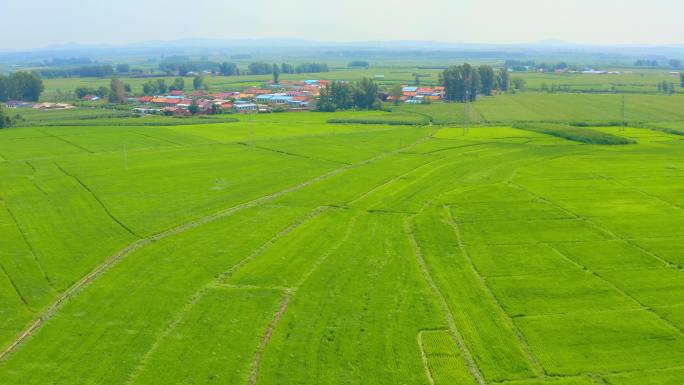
[5,101,33,108]
[234,102,258,113]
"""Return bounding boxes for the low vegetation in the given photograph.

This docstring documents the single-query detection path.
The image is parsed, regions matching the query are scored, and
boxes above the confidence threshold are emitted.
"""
[514,123,636,144]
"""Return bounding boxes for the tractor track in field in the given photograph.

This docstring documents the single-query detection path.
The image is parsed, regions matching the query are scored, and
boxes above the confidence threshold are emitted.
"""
[246,213,360,385]
[124,207,327,385]
[406,217,488,385]
[507,179,684,334]
[54,163,140,238]
[0,133,432,362]
[1,200,54,289]
[417,330,439,385]
[248,291,292,385]
[446,206,546,378]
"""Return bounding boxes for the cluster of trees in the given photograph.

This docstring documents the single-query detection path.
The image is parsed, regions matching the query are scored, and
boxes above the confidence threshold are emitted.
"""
[441,64,509,103]
[317,78,382,111]
[249,62,329,76]
[159,57,219,75]
[143,79,169,95]
[109,79,126,103]
[115,64,131,73]
[634,60,660,67]
[140,76,205,95]
[681,73,684,88]
[0,72,44,102]
[294,62,329,73]
[248,62,274,75]
[0,105,12,128]
[192,76,205,90]
[74,86,110,99]
[74,79,133,102]
[505,60,571,72]
[218,62,240,76]
[634,59,682,68]
[511,77,526,91]
[36,64,115,79]
[657,81,677,94]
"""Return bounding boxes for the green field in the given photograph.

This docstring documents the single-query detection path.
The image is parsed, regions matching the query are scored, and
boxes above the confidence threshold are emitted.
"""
[0,94,683,385]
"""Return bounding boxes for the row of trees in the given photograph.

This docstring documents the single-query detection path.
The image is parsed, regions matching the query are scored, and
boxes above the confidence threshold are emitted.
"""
[139,76,206,95]
[440,64,509,103]
[250,62,330,76]
[36,64,115,79]
[635,59,682,69]
[657,81,677,95]
[0,72,44,102]
[317,78,382,111]
[505,60,571,73]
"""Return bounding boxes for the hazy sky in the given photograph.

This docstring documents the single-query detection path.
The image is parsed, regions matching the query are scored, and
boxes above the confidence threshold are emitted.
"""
[2,0,682,50]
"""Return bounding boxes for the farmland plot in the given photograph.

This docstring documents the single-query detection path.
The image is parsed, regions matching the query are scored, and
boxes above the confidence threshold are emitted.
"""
[0,117,683,385]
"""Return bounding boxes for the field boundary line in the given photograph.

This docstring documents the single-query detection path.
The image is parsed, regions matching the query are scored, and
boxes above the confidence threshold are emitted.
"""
[247,291,292,385]
[507,180,678,270]
[361,146,503,213]
[124,207,327,385]
[0,133,431,362]
[238,142,351,166]
[417,330,439,385]
[445,207,546,378]
[347,154,447,207]
[0,262,31,312]
[603,174,684,213]
[1,202,54,289]
[246,212,361,385]
[550,245,684,335]
[405,217,487,385]
[36,128,94,154]
[131,130,184,146]
[53,162,140,238]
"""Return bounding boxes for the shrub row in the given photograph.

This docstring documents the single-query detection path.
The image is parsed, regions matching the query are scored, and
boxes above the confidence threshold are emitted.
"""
[514,123,636,145]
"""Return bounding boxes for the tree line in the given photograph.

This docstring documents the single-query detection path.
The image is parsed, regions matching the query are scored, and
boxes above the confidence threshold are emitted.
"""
[317,78,381,111]
[657,81,677,95]
[249,62,329,76]
[0,72,44,102]
[634,59,682,69]
[505,60,571,72]
[440,64,509,103]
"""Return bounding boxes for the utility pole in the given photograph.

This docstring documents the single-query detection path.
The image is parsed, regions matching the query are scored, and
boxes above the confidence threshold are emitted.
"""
[621,94,626,131]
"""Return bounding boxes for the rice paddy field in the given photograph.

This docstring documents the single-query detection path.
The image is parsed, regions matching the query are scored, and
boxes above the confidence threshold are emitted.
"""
[0,92,683,385]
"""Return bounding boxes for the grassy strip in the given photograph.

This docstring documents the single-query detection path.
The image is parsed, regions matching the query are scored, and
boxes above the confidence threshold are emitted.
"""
[514,123,636,145]
[16,117,239,127]
[641,123,684,136]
